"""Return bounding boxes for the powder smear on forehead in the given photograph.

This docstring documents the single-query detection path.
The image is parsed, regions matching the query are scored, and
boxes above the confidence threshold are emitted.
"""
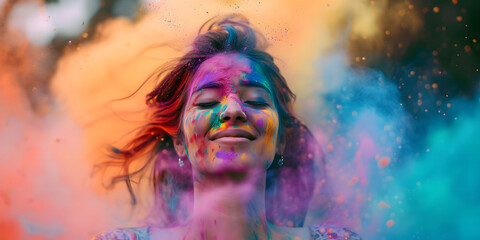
[191,54,252,94]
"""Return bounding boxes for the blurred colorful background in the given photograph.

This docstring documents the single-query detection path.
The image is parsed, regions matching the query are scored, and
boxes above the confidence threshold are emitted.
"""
[1,0,479,239]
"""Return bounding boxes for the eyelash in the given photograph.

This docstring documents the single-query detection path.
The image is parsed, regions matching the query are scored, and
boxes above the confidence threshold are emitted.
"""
[245,101,269,108]
[195,101,269,109]
[196,102,219,109]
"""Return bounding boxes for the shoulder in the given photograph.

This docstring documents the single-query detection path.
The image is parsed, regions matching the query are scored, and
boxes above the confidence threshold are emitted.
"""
[92,227,150,240]
[308,225,362,240]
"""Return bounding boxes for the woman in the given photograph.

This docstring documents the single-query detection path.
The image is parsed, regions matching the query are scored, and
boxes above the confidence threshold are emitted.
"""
[94,14,361,240]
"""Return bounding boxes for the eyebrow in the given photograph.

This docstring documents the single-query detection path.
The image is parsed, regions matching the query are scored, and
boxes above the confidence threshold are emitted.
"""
[193,80,273,95]
[193,82,222,93]
[242,81,272,94]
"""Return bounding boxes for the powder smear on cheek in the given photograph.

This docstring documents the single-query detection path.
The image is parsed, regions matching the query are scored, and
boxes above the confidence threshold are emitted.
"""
[256,118,264,129]
[261,110,278,152]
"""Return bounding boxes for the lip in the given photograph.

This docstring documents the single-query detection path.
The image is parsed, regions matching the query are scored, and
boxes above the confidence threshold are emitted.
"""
[209,129,257,143]
[212,137,253,145]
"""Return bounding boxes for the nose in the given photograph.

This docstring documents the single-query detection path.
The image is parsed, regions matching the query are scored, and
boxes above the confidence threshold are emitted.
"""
[220,97,247,123]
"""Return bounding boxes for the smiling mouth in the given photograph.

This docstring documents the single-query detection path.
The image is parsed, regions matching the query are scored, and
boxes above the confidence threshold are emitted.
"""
[209,129,256,144]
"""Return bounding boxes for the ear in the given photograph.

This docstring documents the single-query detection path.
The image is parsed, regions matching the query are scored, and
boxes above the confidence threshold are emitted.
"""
[173,135,187,158]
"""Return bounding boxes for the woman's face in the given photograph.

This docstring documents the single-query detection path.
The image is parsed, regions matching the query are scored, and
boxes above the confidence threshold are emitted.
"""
[179,53,280,174]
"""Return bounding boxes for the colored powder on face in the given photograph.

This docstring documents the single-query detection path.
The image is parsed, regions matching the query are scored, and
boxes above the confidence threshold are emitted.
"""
[260,110,277,152]
[256,118,264,129]
[189,54,252,96]
[215,150,238,162]
[184,143,190,159]
[240,72,249,84]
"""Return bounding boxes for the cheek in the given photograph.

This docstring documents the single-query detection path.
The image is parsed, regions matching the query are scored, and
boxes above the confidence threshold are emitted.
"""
[182,109,218,157]
[183,111,203,150]
[184,110,212,136]
[252,109,279,151]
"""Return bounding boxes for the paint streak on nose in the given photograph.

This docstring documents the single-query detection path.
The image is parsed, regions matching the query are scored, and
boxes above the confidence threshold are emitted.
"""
[220,97,247,123]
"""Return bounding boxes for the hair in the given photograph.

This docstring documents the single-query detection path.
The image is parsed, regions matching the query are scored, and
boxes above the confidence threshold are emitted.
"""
[101,14,324,228]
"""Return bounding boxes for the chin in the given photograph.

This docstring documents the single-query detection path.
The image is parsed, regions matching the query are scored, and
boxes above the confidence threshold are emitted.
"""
[200,162,266,183]
[209,163,249,174]
[209,157,269,175]
[192,147,273,174]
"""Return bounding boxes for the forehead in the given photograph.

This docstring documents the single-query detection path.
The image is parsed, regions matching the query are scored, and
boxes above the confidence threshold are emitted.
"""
[189,53,272,94]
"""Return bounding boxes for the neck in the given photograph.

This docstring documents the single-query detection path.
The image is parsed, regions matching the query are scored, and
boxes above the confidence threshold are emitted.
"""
[186,169,270,240]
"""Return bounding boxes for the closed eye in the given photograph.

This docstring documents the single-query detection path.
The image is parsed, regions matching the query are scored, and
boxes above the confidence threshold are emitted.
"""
[196,102,219,109]
[245,101,269,108]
